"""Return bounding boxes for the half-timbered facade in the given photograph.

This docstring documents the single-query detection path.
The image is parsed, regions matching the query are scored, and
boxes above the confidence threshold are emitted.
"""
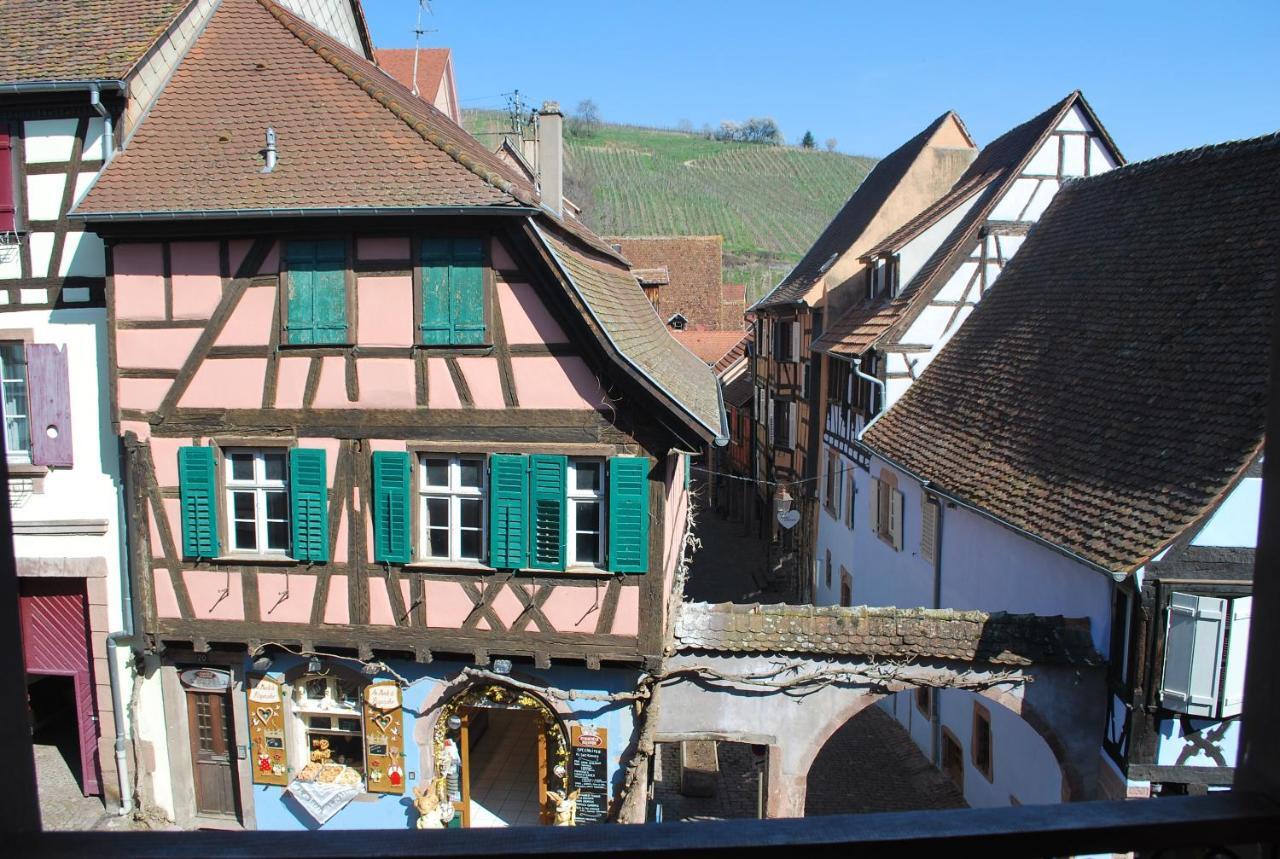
[73,0,722,830]
[856,135,1275,805]
[810,92,1124,606]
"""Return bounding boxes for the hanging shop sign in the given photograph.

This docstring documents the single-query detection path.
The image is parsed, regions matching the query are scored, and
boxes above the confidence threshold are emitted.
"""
[570,725,609,824]
[247,675,288,786]
[180,667,231,690]
[363,681,405,795]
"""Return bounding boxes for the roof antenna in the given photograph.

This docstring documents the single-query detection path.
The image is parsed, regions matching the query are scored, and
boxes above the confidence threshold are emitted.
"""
[410,0,437,97]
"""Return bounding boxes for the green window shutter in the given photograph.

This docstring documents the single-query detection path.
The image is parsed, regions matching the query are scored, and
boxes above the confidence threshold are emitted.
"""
[488,454,528,569]
[178,446,220,559]
[527,454,567,571]
[420,238,486,345]
[289,448,329,563]
[371,451,411,564]
[285,240,347,345]
[608,455,650,574]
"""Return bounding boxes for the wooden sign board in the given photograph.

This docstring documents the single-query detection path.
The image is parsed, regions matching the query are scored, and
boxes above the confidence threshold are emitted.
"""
[570,725,608,824]
[247,675,287,786]
[363,681,404,795]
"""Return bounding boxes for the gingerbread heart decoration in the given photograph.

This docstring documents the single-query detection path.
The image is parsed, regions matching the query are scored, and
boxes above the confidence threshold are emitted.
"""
[256,706,275,726]
[373,713,394,734]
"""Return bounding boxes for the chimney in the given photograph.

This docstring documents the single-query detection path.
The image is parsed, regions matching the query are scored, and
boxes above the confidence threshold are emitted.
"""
[537,101,564,217]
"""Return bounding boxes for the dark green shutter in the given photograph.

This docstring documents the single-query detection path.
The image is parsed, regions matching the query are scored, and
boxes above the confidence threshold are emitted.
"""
[178,446,220,559]
[420,238,486,345]
[371,451,411,564]
[527,454,567,571]
[289,448,329,562]
[285,240,347,345]
[608,455,650,574]
[488,454,528,569]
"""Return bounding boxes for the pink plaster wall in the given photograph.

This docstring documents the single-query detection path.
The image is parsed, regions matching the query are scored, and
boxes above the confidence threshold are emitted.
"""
[150,437,184,487]
[497,282,568,344]
[182,569,245,620]
[312,356,349,408]
[664,454,687,578]
[423,580,471,628]
[368,576,395,626]
[115,328,202,370]
[119,419,150,441]
[323,576,349,625]
[367,440,408,452]
[118,378,171,411]
[215,286,276,346]
[228,239,252,277]
[332,508,348,562]
[426,358,460,408]
[457,357,504,408]
[257,242,279,276]
[489,584,525,628]
[113,243,166,320]
[490,238,515,270]
[357,237,409,262]
[179,358,267,408]
[356,358,416,408]
[154,571,181,619]
[611,587,640,636]
[299,437,341,486]
[258,573,317,623]
[170,241,222,319]
[356,276,413,346]
[148,499,180,559]
[274,357,310,409]
[511,356,606,410]
[542,586,602,633]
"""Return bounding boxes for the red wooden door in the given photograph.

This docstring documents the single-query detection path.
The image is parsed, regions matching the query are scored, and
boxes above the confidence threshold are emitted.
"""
[18,579,100,795]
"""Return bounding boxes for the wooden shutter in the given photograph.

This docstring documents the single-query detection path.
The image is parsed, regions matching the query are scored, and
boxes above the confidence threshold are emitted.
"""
[178,446,220,559]
[488,454,528,569]
[371,451,411,564]
[1160,592,1227,716]
[1221,596,1252,718]
[890,489,904,550]
[421,238,486,345]
[0,126,14,233]
[289,448,328,562]
[285,240,347,345]
[26,343,73,467]
[920,496,938,564]
[527,454,567,571]
[868,477,881,533]
[608,455,650,573]
[420,239,453,344]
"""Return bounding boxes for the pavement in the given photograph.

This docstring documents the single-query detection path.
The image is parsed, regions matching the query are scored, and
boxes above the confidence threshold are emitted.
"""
[652,741,767,821]
[685,487,789,604]
[33,741,109,831]
[805,704,968,815]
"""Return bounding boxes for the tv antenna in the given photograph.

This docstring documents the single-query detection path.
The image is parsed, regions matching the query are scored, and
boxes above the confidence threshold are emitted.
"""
[411,0,438,97]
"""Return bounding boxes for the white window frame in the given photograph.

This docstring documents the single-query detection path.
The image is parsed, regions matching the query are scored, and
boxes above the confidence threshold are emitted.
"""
[1161,592,1252,718]
[418,454,487,563]
[567,458,605,568]
[0,341,30,463]
[290,675,367,779]
[225,448,290,555]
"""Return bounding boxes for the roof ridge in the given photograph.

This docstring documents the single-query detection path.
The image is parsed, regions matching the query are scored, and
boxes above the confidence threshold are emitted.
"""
[255,0,536,207]
[1062,130,1280,188]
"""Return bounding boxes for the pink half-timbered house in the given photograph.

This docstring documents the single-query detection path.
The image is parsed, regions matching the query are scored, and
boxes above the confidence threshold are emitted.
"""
[73,0,723,830]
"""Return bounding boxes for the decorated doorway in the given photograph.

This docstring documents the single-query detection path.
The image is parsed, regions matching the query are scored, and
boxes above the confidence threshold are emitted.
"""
[433,683,569,828]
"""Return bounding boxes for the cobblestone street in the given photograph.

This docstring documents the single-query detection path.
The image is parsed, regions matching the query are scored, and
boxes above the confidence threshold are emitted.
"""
[652,741,766,821]
[33,742,108,831]
[685,486,788,604]
[805,704,968,815]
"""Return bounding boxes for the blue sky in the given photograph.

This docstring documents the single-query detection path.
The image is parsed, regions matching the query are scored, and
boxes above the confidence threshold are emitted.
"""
[361,0,1279,162]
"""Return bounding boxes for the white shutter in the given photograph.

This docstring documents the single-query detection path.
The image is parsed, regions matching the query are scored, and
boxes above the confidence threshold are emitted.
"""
[792,321,801,363]
[920,497,938,564]
[1221,596,1252,718]
[1160,592,1227,716]
[869,478,882,533]
[788,402,797,449]
[890,489,904,550]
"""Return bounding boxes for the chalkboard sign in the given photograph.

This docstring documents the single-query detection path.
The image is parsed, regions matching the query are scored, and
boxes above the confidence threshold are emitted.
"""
[570,726,609,824]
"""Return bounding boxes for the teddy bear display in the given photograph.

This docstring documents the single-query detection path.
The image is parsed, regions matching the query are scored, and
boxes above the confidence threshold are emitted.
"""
[545,789,580,826]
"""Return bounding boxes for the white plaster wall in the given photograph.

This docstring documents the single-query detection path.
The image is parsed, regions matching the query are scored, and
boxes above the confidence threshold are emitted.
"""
[939,688,1063,807]
[136,658,175,819]
[1056,105,1091,133]
[991,178,1037,221]
[1191,476,1261,547]
[896,190,986,289]
[1023,138,1059,176]
[813,447,856,606]
[23,118,78,163]
[1155,716,1240,767]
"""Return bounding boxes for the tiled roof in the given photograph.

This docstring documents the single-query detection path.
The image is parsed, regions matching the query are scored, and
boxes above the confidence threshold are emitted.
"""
[538,228,726,442]
[863,133,1280,573]
[77,0,536,215]
[811,301,907,354]
[672,330,748,365]
[711,331,751,376]
[752,111,967,310]
[0,0,187,83]
[721,372,753,409]
[632,267,670,286]
[607,236,726,331]
[675,603,1101,666]
[374,47,451,103]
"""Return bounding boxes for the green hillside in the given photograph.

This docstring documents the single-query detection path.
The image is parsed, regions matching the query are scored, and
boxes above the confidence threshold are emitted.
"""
[463,110,877,305]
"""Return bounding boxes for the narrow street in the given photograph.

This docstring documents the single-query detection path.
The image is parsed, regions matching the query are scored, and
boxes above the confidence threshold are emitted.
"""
[684,483,788,604]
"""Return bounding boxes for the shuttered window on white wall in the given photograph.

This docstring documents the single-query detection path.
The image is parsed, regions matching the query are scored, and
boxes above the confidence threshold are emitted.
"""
[1160,592,1228,717]
[868,477,882,533]
[889,488,904,551]
[920,496,938,564]
[1221,596,1251,718]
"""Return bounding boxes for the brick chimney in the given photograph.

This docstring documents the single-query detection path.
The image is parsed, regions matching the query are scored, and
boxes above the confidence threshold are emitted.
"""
[537,101,564,217]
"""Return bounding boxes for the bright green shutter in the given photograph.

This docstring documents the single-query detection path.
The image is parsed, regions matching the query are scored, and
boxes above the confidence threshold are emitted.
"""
[451,239,486,345]
[371,451,411,564]
[608,456,650,574]
[488,454,528,569]
[289,448,329,563]
[420,239,452,344]
[286,240,347,345]
[527,454,567,571]
[178,446,220,559]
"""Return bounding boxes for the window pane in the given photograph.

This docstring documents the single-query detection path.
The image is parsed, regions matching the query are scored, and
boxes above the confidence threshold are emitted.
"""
[263,452,286,482]
[232,491,256,520]
[337,718,361,733]
[424,458,448,487]
[230,453,254,481]
[234,521,256,550]
[459,497,481,529]
[265,490,287,520]
[425,496,449,528]
[266,520,288,551]
[576,500,601,532]
[428,529,448,557]
[575,533,600,565]
[458,458,483,489]
[459,528,480,560]
[574,463,601,492]
[309,716,332,730]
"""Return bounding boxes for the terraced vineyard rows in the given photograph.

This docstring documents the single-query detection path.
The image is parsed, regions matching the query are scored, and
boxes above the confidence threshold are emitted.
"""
[463,110,877,304]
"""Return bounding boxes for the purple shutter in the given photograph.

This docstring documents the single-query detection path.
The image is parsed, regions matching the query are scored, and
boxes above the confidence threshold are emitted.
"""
[28,343,73,467]
[0,126,14,233]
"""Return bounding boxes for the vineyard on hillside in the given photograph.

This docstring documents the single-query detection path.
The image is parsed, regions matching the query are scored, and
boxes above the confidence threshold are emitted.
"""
[463,110,877,304]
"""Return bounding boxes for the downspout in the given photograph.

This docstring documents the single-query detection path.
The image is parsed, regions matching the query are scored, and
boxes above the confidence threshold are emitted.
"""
[105,438,140,815]
[87,83,113,161]
[925,489,944,769]
[849,355,887,441]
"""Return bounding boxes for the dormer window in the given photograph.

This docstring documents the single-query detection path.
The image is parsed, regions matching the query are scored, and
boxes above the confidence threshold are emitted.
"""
[870,254,902,299]
[667,313,688,331]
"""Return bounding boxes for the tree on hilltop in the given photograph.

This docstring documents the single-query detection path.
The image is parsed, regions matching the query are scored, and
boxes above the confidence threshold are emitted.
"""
[801,130,815,149]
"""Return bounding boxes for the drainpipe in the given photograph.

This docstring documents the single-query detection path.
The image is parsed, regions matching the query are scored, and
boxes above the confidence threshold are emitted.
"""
[925,489,944,769]
[106,438,141,815]
[849,355,887,441]
[87,83,113,161]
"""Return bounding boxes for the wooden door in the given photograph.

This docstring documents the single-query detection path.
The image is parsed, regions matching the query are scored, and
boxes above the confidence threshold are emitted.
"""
[537,729,550,824]
[453,711,471,828]
[187,690,238,817]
